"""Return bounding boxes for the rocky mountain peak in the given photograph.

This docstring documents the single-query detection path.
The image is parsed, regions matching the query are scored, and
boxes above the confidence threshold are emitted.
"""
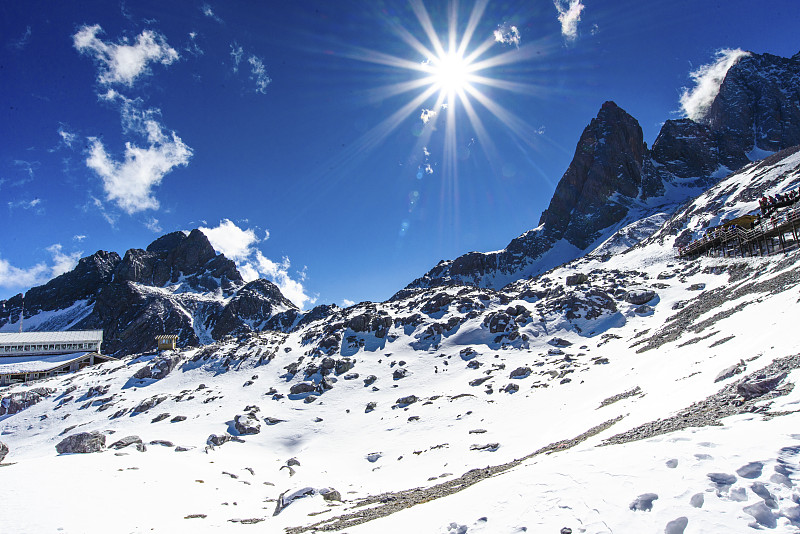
[538,101,655,248]
[704,51,800,167]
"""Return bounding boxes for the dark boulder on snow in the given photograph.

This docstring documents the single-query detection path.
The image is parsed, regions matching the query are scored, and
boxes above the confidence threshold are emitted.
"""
[0,441,8,463]
[234,413,261,435]
[629,493,659,511]
[625,289,655,305]
[56,431,106,454]
[133,353,183,381]
[109,435,145,452]
[0,387,56,416]
[290,382,317,395]
[737,372,787,400]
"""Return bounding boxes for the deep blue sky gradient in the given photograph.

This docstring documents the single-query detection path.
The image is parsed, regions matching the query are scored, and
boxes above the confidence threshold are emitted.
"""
[2,0,799,307]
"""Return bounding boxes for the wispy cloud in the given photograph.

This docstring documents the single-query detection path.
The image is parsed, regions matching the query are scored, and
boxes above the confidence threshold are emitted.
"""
[7,198,43,214]
[230,43,243,72]
[12,160,37,185]
[73,24,179,86]
[73,234,87,242]
[201,3,223,23]
[9,25,31,50]
[679,48,750,121]
[494,24,520,48]
[199,219,315,309]
[342,298,355,307]
[145,217,162,232]
[554,0,584,41]
[248,55,272,94]
[0,244,82,291]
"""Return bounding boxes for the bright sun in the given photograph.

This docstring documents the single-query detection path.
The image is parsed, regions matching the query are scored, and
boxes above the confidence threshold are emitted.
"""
[425,50,475,97]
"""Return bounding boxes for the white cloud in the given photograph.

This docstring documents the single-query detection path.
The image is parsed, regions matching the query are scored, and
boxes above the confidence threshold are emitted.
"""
[47,244,81,277]
[230,44,243,73]
[185,32,203,56]
[494,24,520,48]
[9,25,31,50]
[73,235,87,242]
[145,217,162,233]
[342,299,355,307]
[7,198,42,212]
[86,120,192,214]
[73,24,179,86]
[248,55,272,94]
[0,244,82,290]
[202,3,223,23]
[199,220,315,309]
[554,0,584,41]
[199,219,259,261]
[58,126,78,148]
[679,48,750,121]
[420,108,437,124]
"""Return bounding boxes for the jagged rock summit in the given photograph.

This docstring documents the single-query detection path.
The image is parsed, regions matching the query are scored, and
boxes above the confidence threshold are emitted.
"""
[408,49,800,291]
[0,230,297,356]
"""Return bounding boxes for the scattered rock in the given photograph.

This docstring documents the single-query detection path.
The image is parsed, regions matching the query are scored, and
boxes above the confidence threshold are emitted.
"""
[688,283,706,291]
[109,436,144,451]
[664,516,688,534]
[234,413,261,435]
[365,402,377,413]
[264,417,285,425]
[743,502,777,528]
[171,415,187,423]
[707,472,737,487]
[565,273,588,286]
[736,461,763,479]
[714,360,746,382]
[625,289,655,305]
[509,366,531,379]
[0,387,56,416]
[320,488,341,502]
[290,382,316,395]
[396,395,418,407]
[0,441,8,463]
[392,368,409,380]
[629,493,658,511]
[665,459,678,468]
[56,431,106,454]
[151,413,170,423]
[133,353,183,381]
[737,372,787,401]
[363,375,378,387]
[689,493,704,508]
[366,452,382,462]
[501,383,519,394]
[470,443,499,452]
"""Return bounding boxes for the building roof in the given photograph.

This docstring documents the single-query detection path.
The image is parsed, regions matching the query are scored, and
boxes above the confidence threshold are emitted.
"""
[0,352,91,374]
[0,330,103,344]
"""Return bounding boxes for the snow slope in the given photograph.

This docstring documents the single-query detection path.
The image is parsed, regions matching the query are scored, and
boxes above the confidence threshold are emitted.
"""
[1,152,800,533]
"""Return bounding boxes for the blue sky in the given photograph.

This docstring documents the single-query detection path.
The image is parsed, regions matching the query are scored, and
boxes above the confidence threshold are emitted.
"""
[2,0,799,308]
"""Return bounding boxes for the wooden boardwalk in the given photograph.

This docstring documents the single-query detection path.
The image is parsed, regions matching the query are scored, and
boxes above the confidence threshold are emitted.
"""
[678,204,800,259]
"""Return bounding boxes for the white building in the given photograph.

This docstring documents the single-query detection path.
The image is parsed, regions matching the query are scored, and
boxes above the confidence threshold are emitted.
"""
[0,330,113,386]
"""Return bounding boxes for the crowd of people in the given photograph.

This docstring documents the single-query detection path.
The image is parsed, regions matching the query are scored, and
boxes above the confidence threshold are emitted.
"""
[760,188,799,216]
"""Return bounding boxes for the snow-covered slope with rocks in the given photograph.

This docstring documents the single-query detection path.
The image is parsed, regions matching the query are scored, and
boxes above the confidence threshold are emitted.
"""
[1,143,800,533]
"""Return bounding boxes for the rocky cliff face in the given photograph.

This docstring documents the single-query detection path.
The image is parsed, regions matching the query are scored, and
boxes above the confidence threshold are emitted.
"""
[0,230,297,356]
[408,50,800,291]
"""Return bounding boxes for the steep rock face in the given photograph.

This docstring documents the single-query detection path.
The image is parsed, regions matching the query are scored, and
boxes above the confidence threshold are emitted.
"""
[408,102,656,289]
[539,101,655,247]
[0,251,121,328]
[705,52,800,166]
[212,279,296,339]
[0,230,298,356]
[650,119,721,181]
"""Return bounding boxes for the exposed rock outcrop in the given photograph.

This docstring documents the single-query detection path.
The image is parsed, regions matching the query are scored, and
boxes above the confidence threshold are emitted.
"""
[56,431,106,454]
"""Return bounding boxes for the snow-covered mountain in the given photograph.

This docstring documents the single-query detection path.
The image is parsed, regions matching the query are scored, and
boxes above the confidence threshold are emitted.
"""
[2,49,800,534]
[0,229,297,356]
[407,50,800,290]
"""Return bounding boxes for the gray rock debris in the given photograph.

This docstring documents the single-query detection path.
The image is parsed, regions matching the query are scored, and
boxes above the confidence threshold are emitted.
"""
[109,435,145,452]
[664,516,688,534]
[0,441,8,463]
[629,493,658,511]
[56,431,106,454]
[234,413,261,435]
